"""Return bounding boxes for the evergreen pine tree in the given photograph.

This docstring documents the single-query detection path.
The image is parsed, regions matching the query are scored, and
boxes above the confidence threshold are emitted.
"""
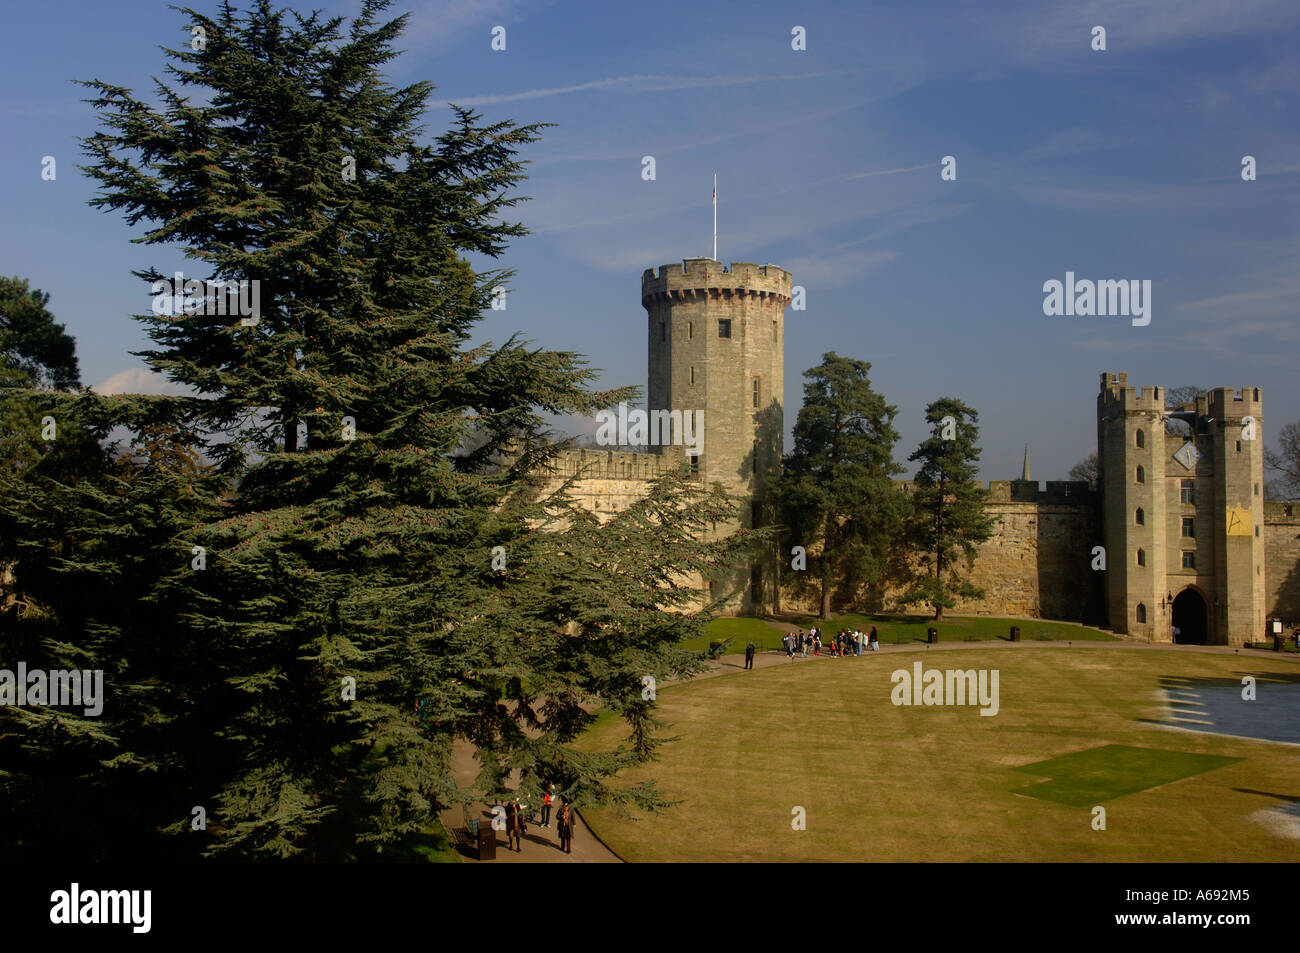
[28,0,758,859]
[772,353,906,619]
[900,397,994,621]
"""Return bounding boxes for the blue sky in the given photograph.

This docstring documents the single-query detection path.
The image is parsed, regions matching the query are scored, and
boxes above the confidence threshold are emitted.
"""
[2,0,1298,481]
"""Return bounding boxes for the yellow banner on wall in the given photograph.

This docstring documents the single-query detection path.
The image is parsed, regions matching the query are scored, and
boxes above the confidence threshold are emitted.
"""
[1225,506,1252,536]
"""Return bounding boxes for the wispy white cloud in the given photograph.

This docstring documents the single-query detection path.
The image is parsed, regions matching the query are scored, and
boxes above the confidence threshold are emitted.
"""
[533,97,885,165]
[92,367,191,396]
[964,0,1300,71]
[1018,127,1148,163]
[399,0,549,50]
[449,69,859,106]
[782,248,900,288]
[532,162,937,235]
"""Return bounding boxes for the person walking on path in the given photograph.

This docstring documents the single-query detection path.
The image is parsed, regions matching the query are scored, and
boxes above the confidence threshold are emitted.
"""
[783,633,795,661]
[540,785,553,828]
[557,803,575,854]
[744,640,756,670]
[870,626,880,652]
[506,799,524,852]
[813,633,821,656]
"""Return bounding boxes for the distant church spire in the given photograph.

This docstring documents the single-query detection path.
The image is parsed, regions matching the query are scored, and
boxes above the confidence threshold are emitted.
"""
[1020,444,1030,481]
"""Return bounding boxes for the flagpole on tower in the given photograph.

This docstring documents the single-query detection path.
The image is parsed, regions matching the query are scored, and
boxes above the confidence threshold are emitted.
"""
[712,173,717,262]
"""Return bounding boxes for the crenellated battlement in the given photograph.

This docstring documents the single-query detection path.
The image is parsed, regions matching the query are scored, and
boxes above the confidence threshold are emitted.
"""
[545,447,691,481]
[1207,386,1263,422]
[1098,372,1166,413]
[642,258,792,305]
[890,478,1095,504]
[1101,373,1263,425]
[1264,500,1300,523]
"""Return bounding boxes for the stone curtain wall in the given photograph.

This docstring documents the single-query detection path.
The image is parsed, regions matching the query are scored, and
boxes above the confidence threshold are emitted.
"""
[776,480,1100,622]
[532,455,1296,626]
[1264,502,1300,622]
[960,490,1101,621]
[528,448,682,523]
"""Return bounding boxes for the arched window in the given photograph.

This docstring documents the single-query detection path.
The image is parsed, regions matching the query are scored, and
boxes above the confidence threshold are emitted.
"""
[1137,548,1146,567]
[1136,465,1145,484]
[1135,429,1145,448]
[1136,603,1147,624]
[1135,507,1145,526]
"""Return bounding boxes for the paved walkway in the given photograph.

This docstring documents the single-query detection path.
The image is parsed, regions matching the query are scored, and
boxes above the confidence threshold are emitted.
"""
[438,738,621,863]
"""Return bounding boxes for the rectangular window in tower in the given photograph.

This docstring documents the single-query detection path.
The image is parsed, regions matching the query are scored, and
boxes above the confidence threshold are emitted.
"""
[718,318,731,338]
[1181,479,1195,505]
[1236,440,1242,453]
[753,378,760,408]
[773,320,778,342]
[753,440,758,475]
[688,322,693,339]
[689,454,699,475]
[1182,517,1194,537]
[690,366,695,385]
[1182,551,1196,570]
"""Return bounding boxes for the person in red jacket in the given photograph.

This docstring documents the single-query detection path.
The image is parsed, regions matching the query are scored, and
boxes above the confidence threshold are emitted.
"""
[540,785,553,829]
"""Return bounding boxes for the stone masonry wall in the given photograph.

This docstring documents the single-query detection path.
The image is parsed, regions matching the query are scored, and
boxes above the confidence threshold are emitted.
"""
[777,480,1101,622]
[1264,501,1300,622]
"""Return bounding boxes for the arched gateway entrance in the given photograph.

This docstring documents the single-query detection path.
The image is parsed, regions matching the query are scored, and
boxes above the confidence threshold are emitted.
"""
[1171,588,1209,645]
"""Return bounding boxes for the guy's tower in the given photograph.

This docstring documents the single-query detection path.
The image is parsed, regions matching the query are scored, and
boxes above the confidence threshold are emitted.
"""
[641,258,792,609]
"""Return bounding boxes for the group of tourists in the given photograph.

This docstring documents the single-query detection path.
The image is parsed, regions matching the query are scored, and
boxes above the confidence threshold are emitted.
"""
[498,781,577,854]
[766,626,881,662]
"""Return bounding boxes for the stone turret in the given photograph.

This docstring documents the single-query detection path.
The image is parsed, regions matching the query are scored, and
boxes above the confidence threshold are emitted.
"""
[642,259,792,609]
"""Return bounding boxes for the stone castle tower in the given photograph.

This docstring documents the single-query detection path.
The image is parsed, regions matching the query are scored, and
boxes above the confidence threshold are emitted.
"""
[1098,373,1266,645]
[641,258,792,608]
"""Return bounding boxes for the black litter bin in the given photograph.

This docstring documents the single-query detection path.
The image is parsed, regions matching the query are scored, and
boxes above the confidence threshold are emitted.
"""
[1010,625,1021,642]
[476,822,497,860]
[927,627,938,644]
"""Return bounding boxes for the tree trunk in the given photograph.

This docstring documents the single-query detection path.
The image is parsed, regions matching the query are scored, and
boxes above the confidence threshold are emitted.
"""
[773,543,782,614]
[820,583,831,620]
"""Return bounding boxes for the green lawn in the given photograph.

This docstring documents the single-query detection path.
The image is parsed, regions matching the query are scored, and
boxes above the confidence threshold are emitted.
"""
[576,646,1300,861]
[786,612,1117,644]
[1011,744,1242,807]
[677,616,787,653]
[676,613,1114,655]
